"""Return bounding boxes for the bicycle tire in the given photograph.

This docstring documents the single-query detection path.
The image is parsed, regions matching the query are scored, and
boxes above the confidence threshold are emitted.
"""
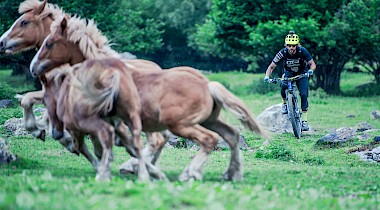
[287,93,302,138]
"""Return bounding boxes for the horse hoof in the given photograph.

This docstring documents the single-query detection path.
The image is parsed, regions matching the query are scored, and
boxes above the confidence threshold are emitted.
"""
[38,130,46,141]
[52,128,63,140]
[222,172,243,181]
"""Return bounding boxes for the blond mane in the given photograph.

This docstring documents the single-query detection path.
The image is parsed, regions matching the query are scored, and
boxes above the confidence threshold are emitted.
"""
[51,15,120,60]
[19,0,65,20]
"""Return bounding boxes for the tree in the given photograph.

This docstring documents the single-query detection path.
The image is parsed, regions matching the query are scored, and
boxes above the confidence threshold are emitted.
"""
[329,0,380,83]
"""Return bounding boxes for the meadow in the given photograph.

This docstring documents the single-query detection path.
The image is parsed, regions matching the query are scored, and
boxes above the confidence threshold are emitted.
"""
[0,69,379,210]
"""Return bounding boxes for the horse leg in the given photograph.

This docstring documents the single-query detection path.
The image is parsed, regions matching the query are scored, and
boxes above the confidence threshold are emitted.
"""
[202,119,243,181]
[20,90,47,140]
[118,131,168,176]
[89,134,103,160]
[170,125,219,181]
[113,112,152,182]
[69,130,99,172]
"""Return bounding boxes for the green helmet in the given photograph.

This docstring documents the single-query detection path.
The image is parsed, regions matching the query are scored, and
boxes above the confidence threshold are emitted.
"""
[285,31,300,45]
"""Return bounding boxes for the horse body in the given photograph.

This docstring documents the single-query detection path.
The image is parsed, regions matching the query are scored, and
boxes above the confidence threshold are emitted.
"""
[38,58,164,181]
[30,15,266,181]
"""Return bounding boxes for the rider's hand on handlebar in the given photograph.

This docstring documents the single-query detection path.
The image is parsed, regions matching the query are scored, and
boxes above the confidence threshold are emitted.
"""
[307,69,314,77]
[264,76,270,83]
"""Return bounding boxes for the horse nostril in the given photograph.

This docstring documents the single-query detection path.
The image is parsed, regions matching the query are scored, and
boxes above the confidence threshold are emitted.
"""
[0,41,4,48]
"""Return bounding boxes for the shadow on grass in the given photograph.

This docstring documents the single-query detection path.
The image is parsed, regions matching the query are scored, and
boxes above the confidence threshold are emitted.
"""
[341,82,380,97]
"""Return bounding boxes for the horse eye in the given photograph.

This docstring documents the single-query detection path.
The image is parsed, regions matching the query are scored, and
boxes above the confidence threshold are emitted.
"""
[45,42,53,49]
[20,20,29,27]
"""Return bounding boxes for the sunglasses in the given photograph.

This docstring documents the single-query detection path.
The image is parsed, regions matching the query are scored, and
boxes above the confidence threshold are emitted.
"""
[286,44,297,48]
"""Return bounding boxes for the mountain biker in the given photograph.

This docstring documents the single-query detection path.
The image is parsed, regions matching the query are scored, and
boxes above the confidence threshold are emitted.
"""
[263,31,316,131]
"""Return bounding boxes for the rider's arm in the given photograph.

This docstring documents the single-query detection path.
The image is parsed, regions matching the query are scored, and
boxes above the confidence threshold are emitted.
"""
[265,62,277,77]
[307,59,316,71]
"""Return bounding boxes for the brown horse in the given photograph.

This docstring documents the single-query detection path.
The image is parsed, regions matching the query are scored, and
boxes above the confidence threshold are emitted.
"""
[0,0,163,151]
[30,16,266,181]
[33,57,167,181]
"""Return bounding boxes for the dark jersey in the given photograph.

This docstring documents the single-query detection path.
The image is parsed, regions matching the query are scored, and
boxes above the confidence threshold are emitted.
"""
[272,46,313,74]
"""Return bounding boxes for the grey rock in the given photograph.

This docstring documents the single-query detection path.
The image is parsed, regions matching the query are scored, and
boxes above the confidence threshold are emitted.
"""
[0,138,16,163]
[317,127,356,144]
[0,100,13,108]
[355,122,375,132]
[256,104,293,134]
[4,118,30,136]
[374,136,380,142]
[370,110,380,120]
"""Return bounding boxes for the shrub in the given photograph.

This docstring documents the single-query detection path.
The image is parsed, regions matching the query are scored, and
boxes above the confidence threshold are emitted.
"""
[0,82,17,101]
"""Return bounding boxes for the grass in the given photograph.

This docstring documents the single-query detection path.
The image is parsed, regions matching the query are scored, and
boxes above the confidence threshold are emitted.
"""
[0,70,35,93]
[0,71,380,209]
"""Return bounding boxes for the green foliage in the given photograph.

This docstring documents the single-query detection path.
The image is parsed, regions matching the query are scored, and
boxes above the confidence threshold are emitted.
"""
[0,107,23,124]
[255,141,296,161]
[0,82,17,101]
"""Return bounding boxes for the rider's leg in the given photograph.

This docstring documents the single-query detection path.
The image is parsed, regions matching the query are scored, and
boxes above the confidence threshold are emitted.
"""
[297,77,310,130]
[280,81,288,114]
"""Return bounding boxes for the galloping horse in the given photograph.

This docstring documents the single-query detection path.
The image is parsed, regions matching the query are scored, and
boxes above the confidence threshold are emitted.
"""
[30,52,166,181]
[30,15,266,181]
[0,0,164,153]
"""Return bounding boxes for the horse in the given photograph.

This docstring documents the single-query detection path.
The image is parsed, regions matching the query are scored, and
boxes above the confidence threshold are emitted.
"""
[31,54,167,181]
[30,15,267,181]
[0,0,164,153]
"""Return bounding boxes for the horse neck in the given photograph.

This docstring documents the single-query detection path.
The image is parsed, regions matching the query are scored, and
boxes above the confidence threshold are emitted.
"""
[37,16,54,49]
[69,42,86,65]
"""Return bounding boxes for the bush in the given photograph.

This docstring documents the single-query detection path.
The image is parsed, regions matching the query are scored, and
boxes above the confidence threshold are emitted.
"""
[0,82,17,100]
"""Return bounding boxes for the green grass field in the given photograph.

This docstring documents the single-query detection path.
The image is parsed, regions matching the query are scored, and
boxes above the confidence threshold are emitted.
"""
[0,70,380,209]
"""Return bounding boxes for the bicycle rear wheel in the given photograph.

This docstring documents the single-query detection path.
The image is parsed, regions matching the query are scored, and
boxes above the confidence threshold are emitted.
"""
[287,93,301,138]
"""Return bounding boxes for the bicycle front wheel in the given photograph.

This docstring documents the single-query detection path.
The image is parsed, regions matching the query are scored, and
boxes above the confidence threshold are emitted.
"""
[287,93,301,138]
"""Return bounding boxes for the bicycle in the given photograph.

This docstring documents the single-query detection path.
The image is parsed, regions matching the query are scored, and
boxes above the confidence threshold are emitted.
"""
[268,73,309,138]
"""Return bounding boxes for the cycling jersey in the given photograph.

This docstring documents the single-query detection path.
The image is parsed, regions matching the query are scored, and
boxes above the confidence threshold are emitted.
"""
[272,46,313,75]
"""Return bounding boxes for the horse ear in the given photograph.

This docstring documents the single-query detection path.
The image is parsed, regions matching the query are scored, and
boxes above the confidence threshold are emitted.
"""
[34,0,47,15]
[60,17,68,35]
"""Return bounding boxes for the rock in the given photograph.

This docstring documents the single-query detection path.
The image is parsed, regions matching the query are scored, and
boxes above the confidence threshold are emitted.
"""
[370,110,380,120]
[4,118,30,136]
[0,138,16,163]
[374,136,380,142]
[357,133,371,141]
[256,104,293,134]
[166,133,249,150]
[354,146,380,163]
[355,122,375,132]
[317,127,356,144]
[0,99,13,108]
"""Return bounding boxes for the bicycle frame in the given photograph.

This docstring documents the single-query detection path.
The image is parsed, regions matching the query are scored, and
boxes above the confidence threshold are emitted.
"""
[270,73,308,138]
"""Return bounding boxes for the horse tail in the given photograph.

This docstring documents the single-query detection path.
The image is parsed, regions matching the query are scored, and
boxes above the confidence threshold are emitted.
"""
[71,61,120,116]
[208,81,267,136]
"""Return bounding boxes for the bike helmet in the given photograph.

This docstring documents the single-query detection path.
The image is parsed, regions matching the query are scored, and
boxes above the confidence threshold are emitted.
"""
[285,31,300,45]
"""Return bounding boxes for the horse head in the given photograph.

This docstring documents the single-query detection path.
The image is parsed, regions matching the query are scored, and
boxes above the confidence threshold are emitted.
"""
[30,16,85,77]
[0,0,54,54]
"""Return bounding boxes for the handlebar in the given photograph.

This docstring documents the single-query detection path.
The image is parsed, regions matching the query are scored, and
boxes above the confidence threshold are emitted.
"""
[269,73,309,84]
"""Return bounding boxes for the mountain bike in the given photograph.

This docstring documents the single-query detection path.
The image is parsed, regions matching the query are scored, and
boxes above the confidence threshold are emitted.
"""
[269,73,309,138]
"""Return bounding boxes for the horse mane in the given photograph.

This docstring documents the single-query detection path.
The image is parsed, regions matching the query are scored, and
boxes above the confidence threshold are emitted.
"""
[51,15,120,60]
[19,0,65,19]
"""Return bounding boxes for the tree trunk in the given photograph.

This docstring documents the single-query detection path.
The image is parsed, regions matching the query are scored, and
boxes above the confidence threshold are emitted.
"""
[314,54,349,94]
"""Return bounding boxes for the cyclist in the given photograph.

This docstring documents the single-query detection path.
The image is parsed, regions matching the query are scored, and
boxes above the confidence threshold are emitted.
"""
[263,31,316,131]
